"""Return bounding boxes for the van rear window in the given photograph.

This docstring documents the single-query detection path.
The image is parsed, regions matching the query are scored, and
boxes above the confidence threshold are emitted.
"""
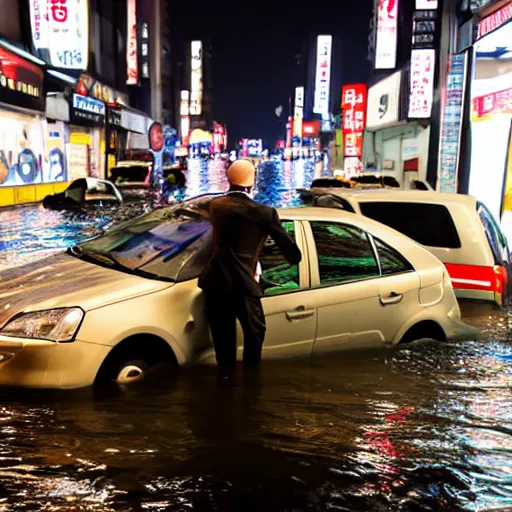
[359,201,461,249]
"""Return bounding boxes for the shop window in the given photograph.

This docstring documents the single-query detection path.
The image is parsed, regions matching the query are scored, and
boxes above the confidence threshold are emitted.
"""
[360,202,461,249]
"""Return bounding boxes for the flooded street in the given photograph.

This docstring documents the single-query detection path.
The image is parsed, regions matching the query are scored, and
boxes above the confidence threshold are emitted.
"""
[0,158,511,510]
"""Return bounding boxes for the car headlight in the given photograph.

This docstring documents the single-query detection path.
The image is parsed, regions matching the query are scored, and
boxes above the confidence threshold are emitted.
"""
[0,308,84,343]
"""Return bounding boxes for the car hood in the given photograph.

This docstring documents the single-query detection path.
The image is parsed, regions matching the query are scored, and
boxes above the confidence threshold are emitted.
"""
[0,254,171,327]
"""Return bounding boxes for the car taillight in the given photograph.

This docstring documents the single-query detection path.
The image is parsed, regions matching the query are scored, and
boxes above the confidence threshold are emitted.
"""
[493,265,507,294]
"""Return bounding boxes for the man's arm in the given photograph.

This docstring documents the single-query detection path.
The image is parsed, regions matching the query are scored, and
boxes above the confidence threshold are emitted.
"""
[268,208,302,265]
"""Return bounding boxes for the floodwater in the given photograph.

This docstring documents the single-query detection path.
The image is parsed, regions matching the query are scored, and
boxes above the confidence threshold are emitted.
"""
[0,158,511,511]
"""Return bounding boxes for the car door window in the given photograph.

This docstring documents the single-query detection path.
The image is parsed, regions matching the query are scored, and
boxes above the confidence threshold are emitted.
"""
[373,238,413,275]
[259,221,301,296]
[310,221,380,286]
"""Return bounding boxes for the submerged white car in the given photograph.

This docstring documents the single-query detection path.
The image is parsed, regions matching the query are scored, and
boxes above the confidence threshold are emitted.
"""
[0,202,477,389]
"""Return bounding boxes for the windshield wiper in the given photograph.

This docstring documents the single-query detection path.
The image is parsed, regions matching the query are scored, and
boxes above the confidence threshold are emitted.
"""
[67,246,174,282]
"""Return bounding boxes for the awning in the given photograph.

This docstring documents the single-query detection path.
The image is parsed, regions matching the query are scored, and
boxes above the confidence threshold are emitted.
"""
[46,93,69,122]
[120,105,153,134]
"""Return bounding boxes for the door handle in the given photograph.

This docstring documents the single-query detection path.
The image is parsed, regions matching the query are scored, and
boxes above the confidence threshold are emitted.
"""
[286,305,315,321]
[380,291,403,306]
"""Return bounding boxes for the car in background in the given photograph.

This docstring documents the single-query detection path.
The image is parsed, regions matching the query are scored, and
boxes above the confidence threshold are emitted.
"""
[0,201,476,389]
[310,174,433,191]
[301,188,512,308]
[108,160,152,198]
[43,178,123,210]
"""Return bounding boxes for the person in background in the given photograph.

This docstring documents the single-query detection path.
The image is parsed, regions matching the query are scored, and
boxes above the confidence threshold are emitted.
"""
[199,158,302,379]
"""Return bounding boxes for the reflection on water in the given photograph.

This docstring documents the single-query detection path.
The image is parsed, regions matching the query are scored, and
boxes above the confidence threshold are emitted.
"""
[2,157,512,509]
[0,343,511,510]
[0,158,315,270]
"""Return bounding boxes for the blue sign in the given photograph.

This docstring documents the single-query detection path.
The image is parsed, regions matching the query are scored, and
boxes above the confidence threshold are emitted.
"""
[72,94,105,116]
[438,54,465,193]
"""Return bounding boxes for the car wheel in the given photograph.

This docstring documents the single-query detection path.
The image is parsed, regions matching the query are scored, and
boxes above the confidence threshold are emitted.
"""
[115,359,149,384]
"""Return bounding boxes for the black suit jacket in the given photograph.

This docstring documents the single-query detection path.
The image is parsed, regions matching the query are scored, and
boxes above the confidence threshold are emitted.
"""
[198,192,302,298]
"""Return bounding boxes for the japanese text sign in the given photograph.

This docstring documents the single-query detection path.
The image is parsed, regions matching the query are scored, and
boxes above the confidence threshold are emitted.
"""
[408,49,435,118]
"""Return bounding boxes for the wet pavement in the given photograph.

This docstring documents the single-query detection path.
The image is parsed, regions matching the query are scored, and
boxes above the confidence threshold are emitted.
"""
[0,158,511,510]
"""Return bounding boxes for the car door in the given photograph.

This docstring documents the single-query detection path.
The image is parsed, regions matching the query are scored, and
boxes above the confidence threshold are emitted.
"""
[237,220,317,359]
[302,220,420,354]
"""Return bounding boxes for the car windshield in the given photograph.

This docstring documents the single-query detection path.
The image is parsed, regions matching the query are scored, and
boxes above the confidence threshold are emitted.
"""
[110,166,150,183]
[72,206,213,282]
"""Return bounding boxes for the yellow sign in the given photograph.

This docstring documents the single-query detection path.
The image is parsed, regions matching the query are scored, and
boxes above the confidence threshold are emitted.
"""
[70,132,91,145]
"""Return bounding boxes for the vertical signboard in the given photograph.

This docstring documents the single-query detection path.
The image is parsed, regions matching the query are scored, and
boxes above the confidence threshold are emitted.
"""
[313,35,332,115]
[140,22,149,79]
[293,86,304,137]
[438,54,466,193]
[190,41,203,116]
[341,84,367,158]
[375,0,399,69]
[126,0,138,84]
[408,49,436,118]
[29,0,49,50]
[180,90,190,147]
[47,0,89,69]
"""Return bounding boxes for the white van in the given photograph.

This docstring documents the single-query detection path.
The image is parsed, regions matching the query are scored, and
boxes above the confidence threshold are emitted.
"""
[303,188,512,307]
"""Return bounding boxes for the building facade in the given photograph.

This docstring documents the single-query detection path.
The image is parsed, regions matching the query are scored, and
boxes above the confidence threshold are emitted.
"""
[0,0,170,207]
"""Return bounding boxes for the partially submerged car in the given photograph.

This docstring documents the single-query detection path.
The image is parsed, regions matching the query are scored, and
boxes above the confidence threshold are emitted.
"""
[43,178,123,210]
[0,201,476,389]
[109,161,152,190]
[301,188,512,308]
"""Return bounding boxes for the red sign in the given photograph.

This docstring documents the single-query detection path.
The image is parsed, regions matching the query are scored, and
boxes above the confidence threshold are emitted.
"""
[50,0,68,23]
[302,120,321,138]
[341,84,367,158]
[472,88,512,120]
[0,47,44,112]
[148,122,164,152]
[477,2,512,40]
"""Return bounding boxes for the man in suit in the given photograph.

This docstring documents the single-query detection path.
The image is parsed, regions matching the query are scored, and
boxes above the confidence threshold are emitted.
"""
[199,158,302,376]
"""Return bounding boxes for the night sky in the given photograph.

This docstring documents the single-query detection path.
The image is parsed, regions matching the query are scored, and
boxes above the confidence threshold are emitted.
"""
[172,0,374,148]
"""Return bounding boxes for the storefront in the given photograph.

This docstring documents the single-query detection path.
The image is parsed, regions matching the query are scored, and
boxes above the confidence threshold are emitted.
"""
[463,2,512,240]
[363,70,431,185]
[67,92,106,180]
[0,45,69,206]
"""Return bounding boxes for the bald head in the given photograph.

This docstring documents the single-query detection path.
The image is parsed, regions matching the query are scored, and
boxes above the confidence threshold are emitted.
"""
[226,158,256,189]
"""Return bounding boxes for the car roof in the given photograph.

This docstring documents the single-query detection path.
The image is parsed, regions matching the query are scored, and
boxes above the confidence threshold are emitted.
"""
[312,187,478,208]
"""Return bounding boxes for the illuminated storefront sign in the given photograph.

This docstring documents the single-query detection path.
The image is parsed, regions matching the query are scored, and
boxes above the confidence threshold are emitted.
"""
[416,0,437,8]
[126,0,138,85]
[472,88,512,120]
[366,71,402,129]
[140,22,149,79]
[341,84,367,157]
[71,93,105,124]
[0,47,44,112]
[190,41,203,116]
[180,90,190,116]
[46,0,89,69]
[293,86,304,137]
[302,120,321,138]
[313,35,332,115]
[408,49,436,118]
[375,0,399,69]
[477,2,512,40]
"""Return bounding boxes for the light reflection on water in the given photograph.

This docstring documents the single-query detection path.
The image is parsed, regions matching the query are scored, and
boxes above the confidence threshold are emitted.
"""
[1,157,512,509]
[0,158,314,270]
